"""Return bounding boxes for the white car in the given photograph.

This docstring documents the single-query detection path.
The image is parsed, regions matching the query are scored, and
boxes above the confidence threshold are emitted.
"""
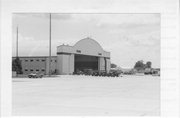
[28,73,43,78]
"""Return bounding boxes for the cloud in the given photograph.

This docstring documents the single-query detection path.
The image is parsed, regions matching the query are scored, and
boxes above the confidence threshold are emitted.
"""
[129,37,159,47]
[13,32,35,42]
[51,14,72,20]
[13,13,72,20]
[116,29,160,47]
[118,22,159,29]
[97,14,160,28]
[98,20,159,31]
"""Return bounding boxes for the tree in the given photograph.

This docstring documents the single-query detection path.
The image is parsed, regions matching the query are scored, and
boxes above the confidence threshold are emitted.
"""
[111,63,117,68]
[12,57,23,74]
[145,61,152,68]
[134,60,145,71]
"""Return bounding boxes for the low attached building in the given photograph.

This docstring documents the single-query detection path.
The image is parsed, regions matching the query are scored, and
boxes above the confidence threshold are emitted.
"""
[12,56,57,75]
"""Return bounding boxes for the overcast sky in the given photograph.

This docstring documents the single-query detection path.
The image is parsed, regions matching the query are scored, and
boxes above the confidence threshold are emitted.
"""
[12,13,160,68]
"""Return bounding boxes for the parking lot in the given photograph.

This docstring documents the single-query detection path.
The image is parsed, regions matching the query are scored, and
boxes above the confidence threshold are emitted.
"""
[12,75,160,116]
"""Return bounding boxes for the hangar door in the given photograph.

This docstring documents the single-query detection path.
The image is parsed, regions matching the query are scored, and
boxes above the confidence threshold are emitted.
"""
[75,54,98,72]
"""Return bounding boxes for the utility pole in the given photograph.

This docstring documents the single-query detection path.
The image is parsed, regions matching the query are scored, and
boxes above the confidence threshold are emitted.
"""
[16,26,18,58]
[16,26,19,77]
[49,13,52,76]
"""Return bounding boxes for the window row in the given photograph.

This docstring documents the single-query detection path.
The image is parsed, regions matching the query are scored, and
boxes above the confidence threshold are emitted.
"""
[24,59,56,62]
[24,69,45,72]
[24,59,45,62]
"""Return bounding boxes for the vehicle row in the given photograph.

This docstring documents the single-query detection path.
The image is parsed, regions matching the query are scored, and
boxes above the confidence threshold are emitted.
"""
[73,69,121,77]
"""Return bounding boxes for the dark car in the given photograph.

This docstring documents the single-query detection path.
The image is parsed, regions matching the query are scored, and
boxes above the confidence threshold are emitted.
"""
[28,73,43,78]
[83,69,93,75]
[108,70,121,77]
[92,70,99,76]
[74,70,84,75]
[99,71,107,76]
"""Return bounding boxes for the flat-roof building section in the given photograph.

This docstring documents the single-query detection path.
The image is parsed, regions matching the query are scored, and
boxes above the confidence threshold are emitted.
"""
[12,56,57,75]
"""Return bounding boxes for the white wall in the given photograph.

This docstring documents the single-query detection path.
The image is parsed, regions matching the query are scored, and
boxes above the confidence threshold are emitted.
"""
[98,57,105,71]
[69,54,74,74]
[45,57,57,75]
[106,58,111,73]
[57,55,63,74]
[57,54,74,75]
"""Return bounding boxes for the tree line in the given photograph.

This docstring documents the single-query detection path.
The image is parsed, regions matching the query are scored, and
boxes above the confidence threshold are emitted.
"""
[111,60,152,70]
[133,60,152,71]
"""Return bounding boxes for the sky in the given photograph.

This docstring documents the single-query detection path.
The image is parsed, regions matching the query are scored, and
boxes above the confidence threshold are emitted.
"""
[12,13,160,68]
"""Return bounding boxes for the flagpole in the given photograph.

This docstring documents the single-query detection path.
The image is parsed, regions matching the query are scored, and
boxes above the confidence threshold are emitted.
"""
[49,13,52,76]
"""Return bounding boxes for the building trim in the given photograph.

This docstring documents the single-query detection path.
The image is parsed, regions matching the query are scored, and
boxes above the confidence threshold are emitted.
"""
[57,52,110,58]
[12,56,57,58]
[57,52,72,55]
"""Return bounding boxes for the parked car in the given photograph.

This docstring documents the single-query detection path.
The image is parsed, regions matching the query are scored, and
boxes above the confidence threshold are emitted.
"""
[83,69,93,75]
[99,71,107,76]
[28,73,43,78]
[74,70,84,75]
[108,70,120,77]
[92,70,99,76]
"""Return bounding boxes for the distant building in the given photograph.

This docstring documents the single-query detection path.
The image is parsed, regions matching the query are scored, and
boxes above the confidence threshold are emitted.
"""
[12,37,111,75]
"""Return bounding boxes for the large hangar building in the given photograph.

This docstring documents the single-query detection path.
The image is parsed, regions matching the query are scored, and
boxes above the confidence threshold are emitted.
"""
[57,37,110,75]
[12,37,111,75]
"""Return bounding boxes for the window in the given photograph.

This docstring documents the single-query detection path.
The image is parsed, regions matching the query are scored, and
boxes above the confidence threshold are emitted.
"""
[76,50,81,53]
[25,60,28,62]
[41,69,45,71]
[55,60,57,62]
[36,59,39,61]
[42,59,45,62]
[30,69,33,71]
[30,59,33,62]
[25,69,28,71]
[98,53,102,55]
[36,69,39,71]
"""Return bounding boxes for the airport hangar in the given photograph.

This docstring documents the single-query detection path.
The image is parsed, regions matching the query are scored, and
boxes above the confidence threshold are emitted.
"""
[12,37,111,75]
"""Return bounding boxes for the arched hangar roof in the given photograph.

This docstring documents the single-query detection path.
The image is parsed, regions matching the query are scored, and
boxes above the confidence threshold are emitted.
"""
[57,37,110,58]
[74,37,103,52]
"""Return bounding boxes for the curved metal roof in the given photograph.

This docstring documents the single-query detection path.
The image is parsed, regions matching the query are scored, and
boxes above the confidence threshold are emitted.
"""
[73,37,104,52]
[57,37,110,57]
